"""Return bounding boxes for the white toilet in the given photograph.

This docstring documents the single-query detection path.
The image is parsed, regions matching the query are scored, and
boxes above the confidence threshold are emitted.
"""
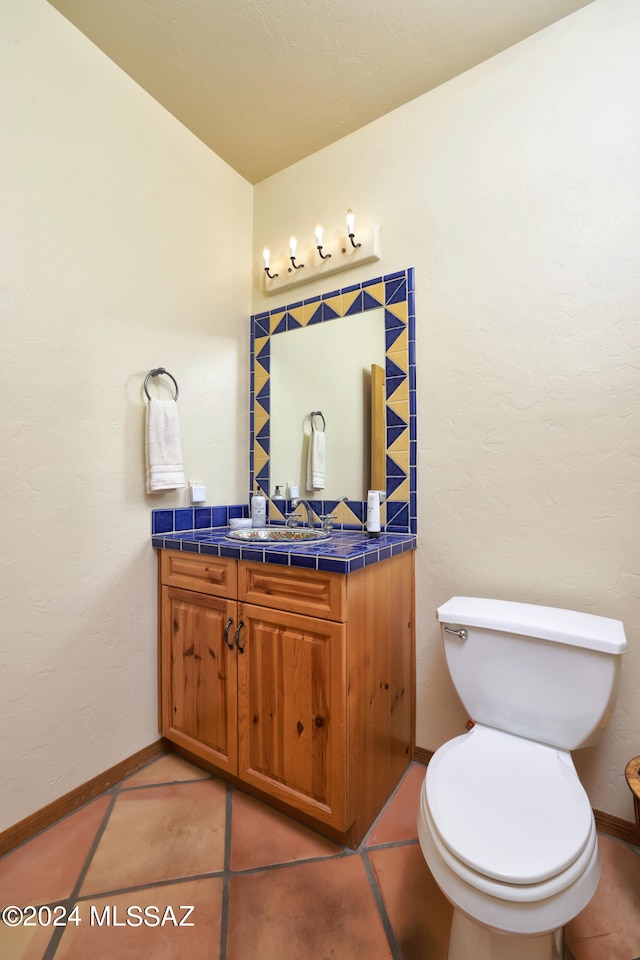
[417,596,627,960]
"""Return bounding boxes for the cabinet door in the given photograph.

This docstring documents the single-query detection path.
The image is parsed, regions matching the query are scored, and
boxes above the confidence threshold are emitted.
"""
[236,603,347,829]
[161,586,238,775]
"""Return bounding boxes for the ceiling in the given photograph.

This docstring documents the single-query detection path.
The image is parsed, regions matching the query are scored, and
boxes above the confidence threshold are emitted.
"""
[46,0,594,184]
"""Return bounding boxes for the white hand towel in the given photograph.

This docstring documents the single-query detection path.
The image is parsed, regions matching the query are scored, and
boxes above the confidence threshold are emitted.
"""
[146,398,186,493]
[306,428,325,491]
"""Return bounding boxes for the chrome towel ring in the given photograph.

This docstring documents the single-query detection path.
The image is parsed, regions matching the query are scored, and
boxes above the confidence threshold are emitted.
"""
[144,367,179,401]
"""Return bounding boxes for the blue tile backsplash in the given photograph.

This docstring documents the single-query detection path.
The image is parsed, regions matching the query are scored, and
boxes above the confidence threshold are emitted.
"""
[152,504,250,536]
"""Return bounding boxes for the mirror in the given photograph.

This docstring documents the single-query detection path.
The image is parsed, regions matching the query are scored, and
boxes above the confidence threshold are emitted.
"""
[250,268,416,533]
[269,308,386,499]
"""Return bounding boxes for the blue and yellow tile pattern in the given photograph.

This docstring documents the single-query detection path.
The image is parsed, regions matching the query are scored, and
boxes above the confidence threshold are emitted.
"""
[250,268,416,534]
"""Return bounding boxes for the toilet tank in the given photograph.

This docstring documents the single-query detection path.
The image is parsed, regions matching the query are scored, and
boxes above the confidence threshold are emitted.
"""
[437,597,627,750]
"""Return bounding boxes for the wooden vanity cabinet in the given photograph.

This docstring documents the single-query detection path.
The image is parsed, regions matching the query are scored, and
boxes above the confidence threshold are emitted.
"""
[158,548,414,846]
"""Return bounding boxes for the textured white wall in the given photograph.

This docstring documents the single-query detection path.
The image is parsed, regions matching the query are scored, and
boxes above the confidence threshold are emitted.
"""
[0,0,252,831]
[253,0,640,821]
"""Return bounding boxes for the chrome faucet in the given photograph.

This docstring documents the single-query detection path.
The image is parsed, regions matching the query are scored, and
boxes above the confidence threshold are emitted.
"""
[289,497,315,530]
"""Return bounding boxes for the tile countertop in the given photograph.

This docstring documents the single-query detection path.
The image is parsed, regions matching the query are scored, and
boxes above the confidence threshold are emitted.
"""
[152,526,417,575]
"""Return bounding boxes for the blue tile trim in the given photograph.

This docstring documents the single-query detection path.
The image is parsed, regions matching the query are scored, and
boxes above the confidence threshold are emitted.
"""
[200,542,221,556]
[265,550,289,565]
[151,526,417,575]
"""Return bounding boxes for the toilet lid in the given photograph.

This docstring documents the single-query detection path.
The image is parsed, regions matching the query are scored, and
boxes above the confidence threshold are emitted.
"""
[426,727,594,885]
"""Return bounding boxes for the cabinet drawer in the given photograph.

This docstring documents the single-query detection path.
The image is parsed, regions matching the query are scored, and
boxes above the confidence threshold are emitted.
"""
[160,550,237,598]
[238,561,346,622]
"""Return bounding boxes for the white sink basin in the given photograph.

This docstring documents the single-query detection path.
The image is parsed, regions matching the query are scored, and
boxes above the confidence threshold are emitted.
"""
[226,527,330,543]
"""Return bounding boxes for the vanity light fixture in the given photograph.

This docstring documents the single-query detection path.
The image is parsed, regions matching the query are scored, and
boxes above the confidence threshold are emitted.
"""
[289,236,304,271]
[315,224,331,260]
[262,212,380,294]
[345,208,361,249]
[263,248,278,280]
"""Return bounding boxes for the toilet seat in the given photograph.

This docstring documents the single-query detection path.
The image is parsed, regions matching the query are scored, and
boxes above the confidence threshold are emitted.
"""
[426,725,594,886]
[421,790,598,903]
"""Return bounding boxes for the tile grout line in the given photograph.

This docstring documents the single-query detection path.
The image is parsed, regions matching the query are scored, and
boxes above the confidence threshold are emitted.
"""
[119,774,214,794]
[360,849,404,960]
[365,836,420,852]
[358,761,424,848]
[228,847,355,878]
[41,789,120,960]
[218,782,234,960]
[61,869,226,902]
[28,849,363,913]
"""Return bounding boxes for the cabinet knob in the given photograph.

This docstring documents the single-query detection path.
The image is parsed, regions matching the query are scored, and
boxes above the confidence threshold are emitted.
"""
[234,620,245,654]
[224,617,234,650]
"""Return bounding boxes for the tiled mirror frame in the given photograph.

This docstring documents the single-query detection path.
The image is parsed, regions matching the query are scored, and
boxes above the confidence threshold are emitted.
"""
[250,267,416,534]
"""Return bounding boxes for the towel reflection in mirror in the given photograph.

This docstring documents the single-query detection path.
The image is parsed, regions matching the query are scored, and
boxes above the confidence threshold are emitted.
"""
[306,411,326,491]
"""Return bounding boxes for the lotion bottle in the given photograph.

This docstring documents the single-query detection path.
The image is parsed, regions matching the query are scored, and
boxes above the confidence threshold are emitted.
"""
[366,489,381,538]
[251,491,266,528]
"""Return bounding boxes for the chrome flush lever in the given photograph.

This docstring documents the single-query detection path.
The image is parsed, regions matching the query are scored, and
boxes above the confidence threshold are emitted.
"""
[444,626,468,641]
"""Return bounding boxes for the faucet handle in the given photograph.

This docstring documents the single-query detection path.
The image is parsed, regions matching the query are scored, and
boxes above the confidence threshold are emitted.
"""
[319,512,337,533]
[284,512,299,528]
[320,497,348,533]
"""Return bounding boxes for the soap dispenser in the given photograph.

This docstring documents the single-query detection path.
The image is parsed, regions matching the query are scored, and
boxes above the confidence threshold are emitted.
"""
[251,490,266,528]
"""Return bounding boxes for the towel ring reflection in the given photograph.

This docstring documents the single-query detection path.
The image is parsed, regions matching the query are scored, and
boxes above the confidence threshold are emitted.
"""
[144,367,179,401]
[310,410,325,432]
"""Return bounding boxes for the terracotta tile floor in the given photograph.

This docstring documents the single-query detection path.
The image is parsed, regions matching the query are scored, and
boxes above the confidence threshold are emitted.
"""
[1,755,639,960]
